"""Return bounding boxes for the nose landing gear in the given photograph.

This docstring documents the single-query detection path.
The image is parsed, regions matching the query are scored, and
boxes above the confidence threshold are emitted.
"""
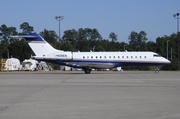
[155,66,159,74]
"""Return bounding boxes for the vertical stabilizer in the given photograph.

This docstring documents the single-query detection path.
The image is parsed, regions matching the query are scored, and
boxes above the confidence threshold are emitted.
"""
[12,33,63,56]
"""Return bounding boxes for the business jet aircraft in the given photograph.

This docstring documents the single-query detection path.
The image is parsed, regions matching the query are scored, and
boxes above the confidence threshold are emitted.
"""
[11,33,170,74]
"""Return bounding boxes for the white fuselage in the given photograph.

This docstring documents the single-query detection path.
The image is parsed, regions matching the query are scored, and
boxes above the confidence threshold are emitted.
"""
[34,51,170,69]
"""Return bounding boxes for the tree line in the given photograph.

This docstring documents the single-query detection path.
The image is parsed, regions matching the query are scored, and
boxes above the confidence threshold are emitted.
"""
[0,22,179,70]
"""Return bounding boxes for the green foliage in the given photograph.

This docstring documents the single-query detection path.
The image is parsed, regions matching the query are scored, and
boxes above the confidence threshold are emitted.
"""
[128,31,148,51]
[20,22,34,34]
[8,41,33,62]
[0,24,18,45]
[109,32,118,42]
[60,42,74,51]
[62,28,102,51]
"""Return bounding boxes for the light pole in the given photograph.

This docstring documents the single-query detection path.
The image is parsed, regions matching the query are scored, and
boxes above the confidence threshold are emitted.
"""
[173,13,179,70]
[124,45,126,51]
[93,46,96,51]
[5,47,9,59]
[171,47,172,60]
[167,40,169,59]
[55,16,64,49]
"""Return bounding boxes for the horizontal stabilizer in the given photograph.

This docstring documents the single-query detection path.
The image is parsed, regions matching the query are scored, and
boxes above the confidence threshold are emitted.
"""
[10,35,38,39]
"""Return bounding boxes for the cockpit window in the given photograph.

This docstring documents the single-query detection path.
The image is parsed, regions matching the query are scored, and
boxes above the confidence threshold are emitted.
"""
[153,54,158,57]
[153,54,161,57]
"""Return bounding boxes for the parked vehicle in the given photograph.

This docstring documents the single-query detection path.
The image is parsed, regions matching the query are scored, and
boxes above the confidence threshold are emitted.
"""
[4,58,20,71]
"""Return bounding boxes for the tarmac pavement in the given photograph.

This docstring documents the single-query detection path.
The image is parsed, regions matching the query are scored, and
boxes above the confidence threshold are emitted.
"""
[0,71,180,119]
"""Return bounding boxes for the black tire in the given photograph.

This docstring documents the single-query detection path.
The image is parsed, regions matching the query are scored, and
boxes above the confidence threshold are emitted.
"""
[85,69,91,74]
[155,70,159,74]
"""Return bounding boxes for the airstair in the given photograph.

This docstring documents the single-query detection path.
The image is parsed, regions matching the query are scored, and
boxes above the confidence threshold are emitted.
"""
[37,61,51,71]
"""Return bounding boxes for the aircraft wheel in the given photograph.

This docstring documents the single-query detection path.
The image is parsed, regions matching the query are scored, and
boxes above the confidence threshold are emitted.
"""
[85,69,91,74]
[155,70,159,74]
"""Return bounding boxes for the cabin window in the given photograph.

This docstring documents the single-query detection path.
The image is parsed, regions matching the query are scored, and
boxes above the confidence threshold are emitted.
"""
[135,56,137,58]
[100,56,102,58]
[131,56,133,58]
[118,56,120,58]
[109,56,111,58]
[140,56,141,58]
[83,56,85,59]
[113,56,115,58]
[87,56,89,59]
[91,56,93,59]
[144,56,146,58]
[96,56,98,59]
[104,56,106,58]
[122,56,124,58]
[127,56,128,58]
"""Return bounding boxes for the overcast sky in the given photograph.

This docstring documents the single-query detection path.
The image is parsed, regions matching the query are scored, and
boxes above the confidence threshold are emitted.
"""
[1,0,179,43]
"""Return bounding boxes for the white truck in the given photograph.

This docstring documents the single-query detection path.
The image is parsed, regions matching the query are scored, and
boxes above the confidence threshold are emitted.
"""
[4,58,20,71]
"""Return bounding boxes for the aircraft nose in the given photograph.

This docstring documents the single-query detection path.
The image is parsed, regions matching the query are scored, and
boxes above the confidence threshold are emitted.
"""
[161,58,171,64]
[165,59,171,64]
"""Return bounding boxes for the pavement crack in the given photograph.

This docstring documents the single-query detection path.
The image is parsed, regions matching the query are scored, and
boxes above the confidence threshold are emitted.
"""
[0,84,50,113]
[59,75,75,84]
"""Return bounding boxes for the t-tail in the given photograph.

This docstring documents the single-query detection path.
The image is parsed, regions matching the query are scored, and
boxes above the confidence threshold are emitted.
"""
[11,33,63,56]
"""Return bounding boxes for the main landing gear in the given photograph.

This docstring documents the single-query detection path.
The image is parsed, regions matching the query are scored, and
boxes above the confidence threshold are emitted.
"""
[84,69,92,74]
[155,66,159,74]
